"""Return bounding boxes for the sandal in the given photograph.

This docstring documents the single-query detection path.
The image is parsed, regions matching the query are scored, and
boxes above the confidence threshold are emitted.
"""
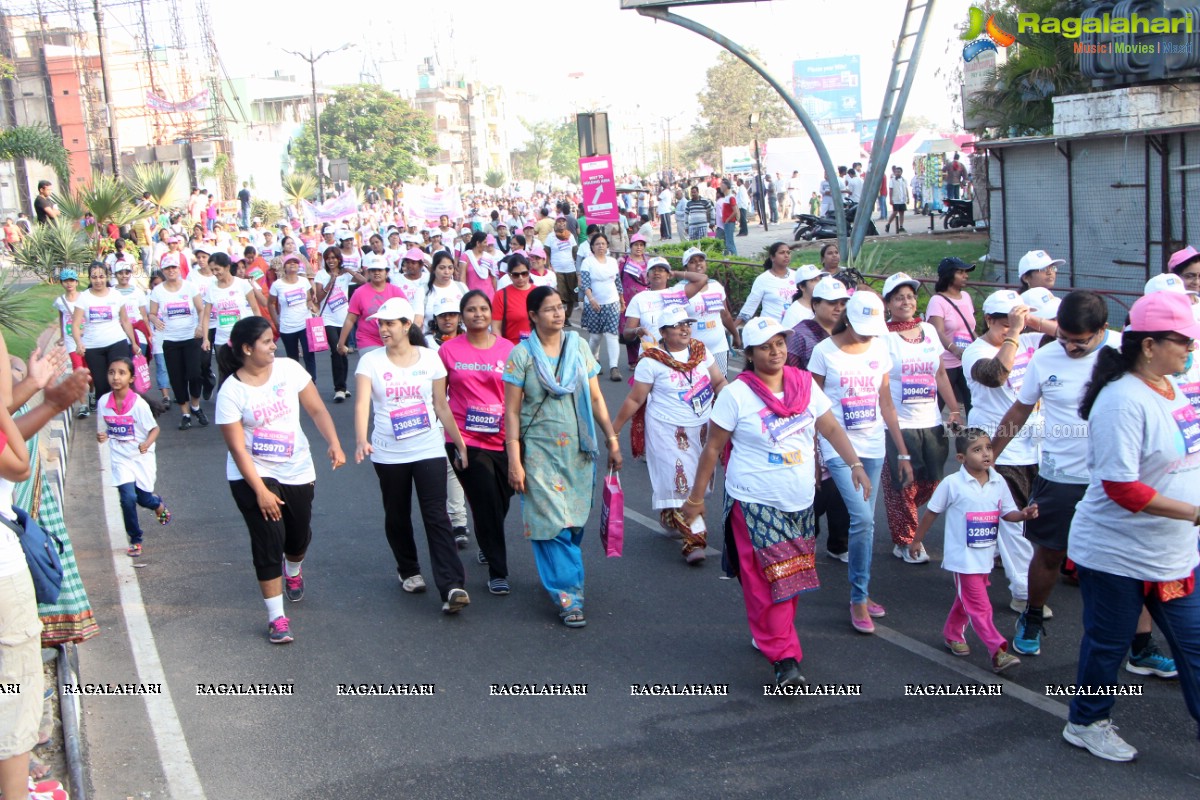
[127,543,143,557]
[156,506,171,525]
[561,609,587,628]
[29,753,51,781]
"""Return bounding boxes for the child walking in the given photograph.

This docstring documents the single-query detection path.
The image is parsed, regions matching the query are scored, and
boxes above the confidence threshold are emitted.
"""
[96,357,171,556]
[910,427,1038,673]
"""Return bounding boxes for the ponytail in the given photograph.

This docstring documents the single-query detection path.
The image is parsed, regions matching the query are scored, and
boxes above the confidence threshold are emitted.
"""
[217,316,272,388]
[1078,330,1167,419]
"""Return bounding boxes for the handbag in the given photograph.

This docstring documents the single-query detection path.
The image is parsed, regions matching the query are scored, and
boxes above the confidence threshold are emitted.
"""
[600,469,624,558]
[132,353,151,394]
[1,507,64,605]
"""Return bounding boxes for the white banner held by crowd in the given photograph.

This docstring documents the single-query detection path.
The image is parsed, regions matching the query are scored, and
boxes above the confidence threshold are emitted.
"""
[403,186,464,226]
[301,189,360,226]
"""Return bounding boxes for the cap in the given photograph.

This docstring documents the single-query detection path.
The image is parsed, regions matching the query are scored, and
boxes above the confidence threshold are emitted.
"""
[741,316,794,347]
[1129,291,1200,338]
[882,271,920,298]
[646,256,672,273]
[1018,249,1066,277]
[794,264,823,282]
[252,216,261,223]
[1168,245,1200,272]
[528,244,547,259]
[656,304,697,330]
[113,263,133,273]
[282,253,303,265]
[166,235,182,244]
[846,292,888,337]
[338,230,355,241]
[485,234,496,246]
[982,289,1023,315]
[58,269,78,281]
[496,221,508,228]
[366,296,415,322]
[1020,287,1061,319]
[523,221,535,229]
[460,227,472,236]
[322,225,335,235]
[681,247,706,266]
[400,233,420,245]
[427,294,459,317]
[1144,273,1187,295]
[403,247,426,263]
[192,242,211,255]
[811,276,850,302]
[236,230,251,239]
[937,256,975,276]
[362,253,389,271]
[630,233,648,245]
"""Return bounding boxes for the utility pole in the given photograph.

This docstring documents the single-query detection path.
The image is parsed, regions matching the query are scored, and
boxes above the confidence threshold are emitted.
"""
[93,0,120,176]
[285,44,353,203]
[749,113,767,231]
[464,82,475,189]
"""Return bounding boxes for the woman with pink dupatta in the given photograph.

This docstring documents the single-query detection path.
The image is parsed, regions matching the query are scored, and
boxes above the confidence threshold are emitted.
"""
[683,317,870,689]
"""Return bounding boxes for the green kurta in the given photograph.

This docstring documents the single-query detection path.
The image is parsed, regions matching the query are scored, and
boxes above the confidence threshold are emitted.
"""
[504,335,600,541]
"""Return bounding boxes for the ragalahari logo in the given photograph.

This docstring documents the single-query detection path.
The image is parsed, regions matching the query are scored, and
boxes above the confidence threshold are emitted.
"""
[962,6,1016,62]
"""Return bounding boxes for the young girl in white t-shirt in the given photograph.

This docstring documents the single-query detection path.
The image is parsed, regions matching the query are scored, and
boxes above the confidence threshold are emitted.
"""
[96,358,170,557]
[910,427,1038,673]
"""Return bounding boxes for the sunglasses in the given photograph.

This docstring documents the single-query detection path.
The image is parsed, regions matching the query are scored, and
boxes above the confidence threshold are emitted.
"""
[509,271,530,277]
[1161,334,1197,348]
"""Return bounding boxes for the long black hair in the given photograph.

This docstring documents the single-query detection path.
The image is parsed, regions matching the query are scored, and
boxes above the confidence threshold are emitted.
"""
[1079,330,1172,419]
[217,316,272,388]
[526,286,560,325]
[764,241,790,270]
[425,251,457,301]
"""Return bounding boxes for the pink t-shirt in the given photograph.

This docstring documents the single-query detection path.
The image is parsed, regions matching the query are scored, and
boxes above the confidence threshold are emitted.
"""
[925,292,976,368]
[347,284,406,348]
[438,335,514,451]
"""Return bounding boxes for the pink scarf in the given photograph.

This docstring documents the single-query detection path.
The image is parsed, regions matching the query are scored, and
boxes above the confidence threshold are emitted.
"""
[735,366,812,418]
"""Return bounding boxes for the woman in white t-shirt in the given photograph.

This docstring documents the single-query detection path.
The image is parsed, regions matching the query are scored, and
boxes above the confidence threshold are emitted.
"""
[353,296,471,615]
[579,232,624,381]
[612,304,728,564]
[201,252,262,385]
[781,264,825,329]
[681,248,741,376]
[881,272,963,564]
[737,242,796,323]
[425,251,469,313]
[1062,291,1200,762]
[215,316,345,645]
[148,259,206,428]
[808,291,913,634]
[268,254,317,383]
[313,248,362,402]
[53,269,88,417]
[683,316,866,688]
[72,263,142,404]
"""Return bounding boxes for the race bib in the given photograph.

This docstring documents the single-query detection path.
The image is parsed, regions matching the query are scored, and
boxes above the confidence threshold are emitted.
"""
[251,428,294,462]
[284,289,306,307]
[218,311,240,328]
[465,404,503,434]
[165,301,191,319]
[841,394,878,430]
[701,293,724,315]
[623,260,646,279]
[901,373,937,404]
[952,331,972,350]
[88,306,113,322]
[1007,347,1033,392]
[1172,404,1200,455]
[965,510,999,548]
[681,376,714,415]
[106,414,135,441]
[390,403,431,440]
[326,291,347,312]
[761,409,814,442]
[661,290,688,308]
[1179,381,1200,411]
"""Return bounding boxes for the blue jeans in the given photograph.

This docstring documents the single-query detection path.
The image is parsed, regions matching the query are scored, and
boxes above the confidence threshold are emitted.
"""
[152,352,169,393]
[826,455,884,603]
[722,221,737,256]
[118,482,162,543]
[280,330,317,385]
[1071,564,1200,737]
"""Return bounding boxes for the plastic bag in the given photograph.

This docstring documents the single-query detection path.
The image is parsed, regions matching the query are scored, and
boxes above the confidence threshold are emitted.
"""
[306,316,329,353]
[132,353,151,394]
[600,469,624,558]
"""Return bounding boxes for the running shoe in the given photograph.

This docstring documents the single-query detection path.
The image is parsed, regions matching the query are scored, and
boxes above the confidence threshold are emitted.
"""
[178,415,192,431]
[826,549,849,563]
[1125,640,1178,678]
[442,587,470,613]
[401,574,426,593]
[453,526,469,549]
[1013,612,1043,656]
[333,390,346,403]
[892,543,930,564]
[476,550,488,565]
[192,406,209,427]
[488,578,510,596]
[1062,719,1137,762]
[76,406,90,419]
[284,570,305,602]
[945,639,971,657]
[685,548,707,565]
[772,657,806,689]
[268,616,293,644]
[991,648,1021,673]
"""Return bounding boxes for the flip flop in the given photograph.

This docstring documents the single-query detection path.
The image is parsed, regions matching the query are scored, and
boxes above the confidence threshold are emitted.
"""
[127,543,142,557]
[561,610,587,628]
[29,754,51,781]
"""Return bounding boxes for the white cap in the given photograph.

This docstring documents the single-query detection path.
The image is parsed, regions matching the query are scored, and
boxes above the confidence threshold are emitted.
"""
[742,316,794,347]
[794,264,823,282]
[1020,287,1061,319]
[811,276,850,302]
[1018,249,1066,277]
[401,233,420,245]
[882,271,920,298]
[656,304,697,330]
[646,256,672,272]
[982,289,1024,315]
[322,225,335,235]
[192,242,211,255]
[426,294,460,317]
[366,297,415,322]
[1145,273,1187,295]
[846,292,889,337]
[362,253,389,271]
[681,247,706,266]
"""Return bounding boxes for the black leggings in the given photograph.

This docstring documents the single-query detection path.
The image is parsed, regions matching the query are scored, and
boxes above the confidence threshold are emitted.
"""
[325,325,348,391]
[229,478,314,581]
[940,365,973,418]
[373,457,464,600]
[83,339,132,398]
[451,445,513,580]
[162,337,202,405]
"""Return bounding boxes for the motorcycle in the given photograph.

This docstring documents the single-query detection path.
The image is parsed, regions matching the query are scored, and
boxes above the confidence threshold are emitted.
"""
[943,198,975,229]
[801,201,879,241]
[792,213,823,242]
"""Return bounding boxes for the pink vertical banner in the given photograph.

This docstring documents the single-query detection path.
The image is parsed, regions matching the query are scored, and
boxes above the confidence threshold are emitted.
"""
[579,155,618,224]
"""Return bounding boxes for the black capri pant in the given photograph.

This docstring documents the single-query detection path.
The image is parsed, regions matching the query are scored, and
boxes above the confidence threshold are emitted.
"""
[83,339,132,399]
[229,478,314,582]
[162,337,202,404]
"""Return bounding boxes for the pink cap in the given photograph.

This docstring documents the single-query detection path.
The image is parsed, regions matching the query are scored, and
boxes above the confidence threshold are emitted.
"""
[1169,245,1200,272]
[1129,291,1200,338]
[528,244,546,258]
[403,247,426,262]
[630,233,647,245]
[485,234,496,246]
[523,221,534,229]
[282,254,302,264]
[167,235,182,244]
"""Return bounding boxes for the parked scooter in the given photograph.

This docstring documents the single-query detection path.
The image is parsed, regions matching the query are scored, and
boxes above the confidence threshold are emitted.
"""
[943,198,975,229]
[803,201,879,240]
[793,213,823,241]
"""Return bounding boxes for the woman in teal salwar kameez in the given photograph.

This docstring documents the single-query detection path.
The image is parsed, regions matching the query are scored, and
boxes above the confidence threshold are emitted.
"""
[504,286,622,628]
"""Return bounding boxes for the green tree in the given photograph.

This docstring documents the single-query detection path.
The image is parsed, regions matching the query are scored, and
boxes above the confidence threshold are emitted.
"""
[548,119,580,179]
[512,118,554,181]
[0,125,70,185]
[688,51,795,168]
[483,169,506,189]
[291,85,438,187]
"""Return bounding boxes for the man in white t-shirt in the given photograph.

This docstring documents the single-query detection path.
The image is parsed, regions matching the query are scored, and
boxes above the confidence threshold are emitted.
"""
[657,186,675,240]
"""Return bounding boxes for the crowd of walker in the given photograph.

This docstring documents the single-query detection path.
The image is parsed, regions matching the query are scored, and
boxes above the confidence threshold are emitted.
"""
[4,208,1200,795]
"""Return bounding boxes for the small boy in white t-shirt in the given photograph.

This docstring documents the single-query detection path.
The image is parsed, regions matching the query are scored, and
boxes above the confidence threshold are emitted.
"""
[910,427,1039,673]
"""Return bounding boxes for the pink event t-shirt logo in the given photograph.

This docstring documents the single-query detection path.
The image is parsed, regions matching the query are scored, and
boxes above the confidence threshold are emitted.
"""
[383,372,393,381]
[869,360,880,370]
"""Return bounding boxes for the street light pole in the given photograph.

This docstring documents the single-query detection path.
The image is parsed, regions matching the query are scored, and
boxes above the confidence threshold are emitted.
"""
[748,113,767,231]
[285,43,354,203]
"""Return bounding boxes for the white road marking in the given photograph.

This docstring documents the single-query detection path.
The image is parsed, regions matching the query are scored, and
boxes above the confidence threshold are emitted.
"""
[623,506,720,553]
[99,446,207,799]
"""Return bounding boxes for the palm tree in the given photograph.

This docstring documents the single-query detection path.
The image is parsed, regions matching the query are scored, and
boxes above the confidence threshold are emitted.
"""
[0,125,69,185]
[124,163,187,214]
[484,169,506,190]
[12,217,95,283]
[281,173,317,205]
[52,175,150,234]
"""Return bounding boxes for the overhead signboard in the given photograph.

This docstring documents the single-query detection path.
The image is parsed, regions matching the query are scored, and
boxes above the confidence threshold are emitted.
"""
[792,56,862,122]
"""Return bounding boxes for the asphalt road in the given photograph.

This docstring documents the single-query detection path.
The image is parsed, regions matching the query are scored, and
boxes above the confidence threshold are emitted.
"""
[66,344,1199,800]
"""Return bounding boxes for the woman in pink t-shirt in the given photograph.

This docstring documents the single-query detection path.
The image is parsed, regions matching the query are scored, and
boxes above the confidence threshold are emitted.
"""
[335,258,405,354]
[925,257,977,416]
[438,290,515,595]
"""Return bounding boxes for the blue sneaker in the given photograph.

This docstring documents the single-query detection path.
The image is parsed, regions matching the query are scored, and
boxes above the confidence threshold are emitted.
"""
[1125,640,1178,678]
[1013,612,1042,656]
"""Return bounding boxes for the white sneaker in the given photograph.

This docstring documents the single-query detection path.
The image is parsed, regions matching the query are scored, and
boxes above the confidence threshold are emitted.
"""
[1062,719,1138,762]
[1009,599,1054,619]
[825,550,849,563]
[333,390,346,403]
[401,574,426,593]
[442,587,470,614]
[893,544,930,564]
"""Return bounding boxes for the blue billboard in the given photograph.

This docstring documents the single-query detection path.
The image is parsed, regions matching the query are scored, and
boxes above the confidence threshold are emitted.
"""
[792,56,862,122]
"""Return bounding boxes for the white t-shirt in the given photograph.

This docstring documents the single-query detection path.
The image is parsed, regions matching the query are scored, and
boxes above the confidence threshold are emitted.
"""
[215,357,315,484]
[355,347,448,464]
[709,379,833,512]
[962,333,1044,466]
[738,270,796,322]
[96,391,158,491]
[114,285,148,330]
[634,348,716,427]
[808,337,893,461]
[781,300,815,330]
[686,281,729,356]
[149,283,201,342]
[204,278,256,346]
[315,271,354,327]
[389,274,428,318]
[269,277,313,334]
[1016,332,1118,483]
[884,323,943,429]
[1069,374,1200,581]
[545,235,576,274]
[74,290,128,349]
[426,281,469,313]
[581,255,620,305]
[624,287,690,350]
[53,294,79,354]
[927,465,1019,574]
